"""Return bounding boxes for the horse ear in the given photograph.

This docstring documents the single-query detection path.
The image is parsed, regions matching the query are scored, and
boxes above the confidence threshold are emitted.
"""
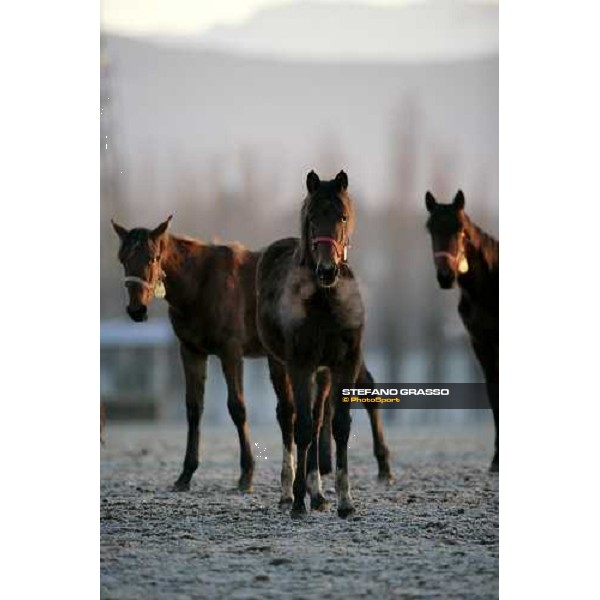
[335,170,348,192]
[306,170,320,194]
[111,219,128,240]
[453,190,465,210]
[151,215,172,239]
[425,191,436,212]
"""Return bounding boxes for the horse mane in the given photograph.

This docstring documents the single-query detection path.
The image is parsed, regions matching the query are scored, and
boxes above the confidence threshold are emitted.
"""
[463,214,499,270]
[298,197,312,265]
[169,233,249,254]
[170,233,205,247]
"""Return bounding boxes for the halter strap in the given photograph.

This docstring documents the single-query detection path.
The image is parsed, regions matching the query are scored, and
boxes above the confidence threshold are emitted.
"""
[312,236,349,260]
[123,275,153,290]
[434,251,461,264]
[124,269,166,291]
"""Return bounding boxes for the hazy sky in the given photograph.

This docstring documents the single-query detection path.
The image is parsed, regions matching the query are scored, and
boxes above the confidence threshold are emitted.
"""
[101,0,495,36]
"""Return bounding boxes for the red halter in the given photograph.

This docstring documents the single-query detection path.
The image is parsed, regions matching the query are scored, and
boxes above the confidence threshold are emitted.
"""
[434,231,467,264]
[312,236,348,261]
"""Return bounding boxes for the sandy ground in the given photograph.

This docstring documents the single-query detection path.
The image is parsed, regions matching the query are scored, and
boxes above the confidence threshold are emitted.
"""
[101,421,498,600]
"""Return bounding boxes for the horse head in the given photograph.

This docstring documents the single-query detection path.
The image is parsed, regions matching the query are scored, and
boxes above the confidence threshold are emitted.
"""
[300,170,354,288]
[111,216,172,321]
[425,190,469,289]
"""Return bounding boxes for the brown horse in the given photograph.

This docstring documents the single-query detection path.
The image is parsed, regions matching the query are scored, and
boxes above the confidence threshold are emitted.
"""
[256,170,370,518]
[425,190,499,472]
[111,217,391,494]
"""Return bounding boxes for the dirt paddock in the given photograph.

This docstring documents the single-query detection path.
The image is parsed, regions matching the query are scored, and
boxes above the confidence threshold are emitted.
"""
[101,421,498,600]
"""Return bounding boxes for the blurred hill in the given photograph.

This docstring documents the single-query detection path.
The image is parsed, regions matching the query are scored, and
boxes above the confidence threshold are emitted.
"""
[102,34,497,217]
[153,0,499,63]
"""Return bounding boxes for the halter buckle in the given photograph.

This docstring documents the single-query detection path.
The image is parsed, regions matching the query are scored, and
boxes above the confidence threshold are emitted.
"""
[123,270,167,297]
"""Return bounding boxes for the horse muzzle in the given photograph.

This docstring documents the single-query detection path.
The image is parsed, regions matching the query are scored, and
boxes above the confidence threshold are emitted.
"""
[316,264,340,288]
[434,252,459,289]
[127,304,148,322]
[437,271,455,289]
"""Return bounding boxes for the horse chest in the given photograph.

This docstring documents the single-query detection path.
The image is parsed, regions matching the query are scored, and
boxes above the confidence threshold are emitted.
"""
[170,317,208,353]
[168,308,227,355]
[288,317,357,367]
[458,295,498,344]
[280,273,362,326]
[284,286,363,366]
[299,285,363,331]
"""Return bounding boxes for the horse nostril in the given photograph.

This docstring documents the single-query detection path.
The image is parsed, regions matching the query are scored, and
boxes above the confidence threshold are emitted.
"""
[127,305,148,322]
[437,273,455,289]
[318,265,335,275]
[316,264,339,286]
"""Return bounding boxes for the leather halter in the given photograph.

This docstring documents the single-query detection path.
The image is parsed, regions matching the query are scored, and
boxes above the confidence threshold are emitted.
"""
[312,236,349,262]
[434,251,461,264]
[434,232,467,265]
[123,267,166,292]
[123,275,154,290]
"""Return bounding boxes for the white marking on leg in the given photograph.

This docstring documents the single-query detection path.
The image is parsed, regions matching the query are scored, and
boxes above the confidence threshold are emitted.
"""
[336,468,354,511]
[280,445,295,502]
[306,469,324,500]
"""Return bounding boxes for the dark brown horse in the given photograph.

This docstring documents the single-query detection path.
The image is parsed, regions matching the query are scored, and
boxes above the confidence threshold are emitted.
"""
[111,217,391,494]
[425,190,499,472]
[256,170,369,518]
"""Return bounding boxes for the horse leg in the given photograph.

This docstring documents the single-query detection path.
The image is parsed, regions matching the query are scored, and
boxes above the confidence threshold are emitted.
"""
[268,355,296,507]
[331,359,361,518]
[356,362,393,482]
[306,380,330,511]
[221,350,255,492]
[473,341,499,473]
[485,364,499,473]
[316,369,333,476]
[289,367,314,518]
[173,344,207,491]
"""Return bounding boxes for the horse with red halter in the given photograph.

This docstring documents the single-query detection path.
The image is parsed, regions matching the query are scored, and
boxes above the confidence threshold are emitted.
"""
[111,216,392,496]
[425,190,499,472]
[256,170,372,518]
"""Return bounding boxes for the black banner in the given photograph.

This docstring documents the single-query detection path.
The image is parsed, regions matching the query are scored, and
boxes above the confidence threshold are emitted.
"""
[338,383,493,409]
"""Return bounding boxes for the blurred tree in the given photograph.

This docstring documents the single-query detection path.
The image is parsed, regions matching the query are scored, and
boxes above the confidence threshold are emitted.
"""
[100,36,126,318]
[382,98,419,386]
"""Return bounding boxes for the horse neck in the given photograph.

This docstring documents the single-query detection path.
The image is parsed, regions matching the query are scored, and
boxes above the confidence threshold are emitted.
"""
[299,234,315,270]
[459,214,499,296]
[160,234,208,307]
[298,214,314,269]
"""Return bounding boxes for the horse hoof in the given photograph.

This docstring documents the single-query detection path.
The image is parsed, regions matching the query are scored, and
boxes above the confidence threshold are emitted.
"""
[172,480,190,492]
[290,503,307,519]
[337,506,356,519]
[489,458,499,473]
[237,474,253,493]
[310,495,330,511]
[278,497,293,509]
[377,470,394,485]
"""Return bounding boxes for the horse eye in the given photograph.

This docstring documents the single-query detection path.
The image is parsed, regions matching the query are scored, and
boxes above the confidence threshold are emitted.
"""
[341,215,348,223]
